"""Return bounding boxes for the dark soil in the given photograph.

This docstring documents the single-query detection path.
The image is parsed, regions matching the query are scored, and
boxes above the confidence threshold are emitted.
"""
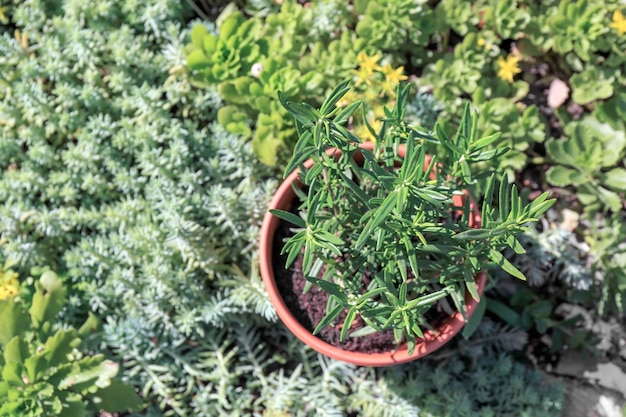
[272,217,399,353]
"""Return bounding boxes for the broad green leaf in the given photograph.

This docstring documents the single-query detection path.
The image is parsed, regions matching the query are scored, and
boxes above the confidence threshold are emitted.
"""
[546,165,587,187]
[185,49,211,70]
[77,313,102,338]
[57,397,87,417]
[190,24,208,49]
[284,146,316,178]
[91,379,143,412]
[468,147,509,161]
[338,171,371,207]
[602,168,626,191]
[486,298,521,327]
[30,271,66,329]
[317,230,344,246]
[43,329,81,369]
[0,300,30,345]
[597,186,622,211]
[1,361,23,385]
[61,356,117,393]
[24,353,47,383]
[460,160,472,183]
[527,300,553,319]
[3,336,28,364]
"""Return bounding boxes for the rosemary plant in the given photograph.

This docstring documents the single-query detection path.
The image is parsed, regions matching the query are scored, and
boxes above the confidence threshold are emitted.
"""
[272,81,555,353]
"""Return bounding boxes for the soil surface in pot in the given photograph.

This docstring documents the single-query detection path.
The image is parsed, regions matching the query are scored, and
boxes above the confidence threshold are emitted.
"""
[272,217,399,353]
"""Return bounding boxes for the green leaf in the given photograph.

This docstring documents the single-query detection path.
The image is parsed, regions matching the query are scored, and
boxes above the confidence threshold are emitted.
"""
[61,356,117,393]
[278,92,317,125]
[453,228,494,241]
[312,303,344,335]
[91,379,143,412]
[489,249,526,281]
[320,80,351,115]
[546,165,587,187]
[24,353,48,383]
[334,100,363,125]
[528,192,554,217]
[190,24,208,49]
[269,209,306,228]
[57,398,86,417]
[597,186,622,211]
[355,191,399,250]
[471,132,501,151]
[185,49,211,69]
[1,361,23,385]
[29,271,66,329]
[602,168,626,191]
[307,277,348,303]
[486,298,521,327]
[0,299,30,346]
[498,176,510,220]
[42,329,81,369]
[462,296,486,339]
[506,235,526,255]
[3,336,28,364]
[77,313,102,338]
[526,300,553,319]
[283,232,305,268]
[404,287,453,310]
[340,308,357,342]
[464,270,479,301]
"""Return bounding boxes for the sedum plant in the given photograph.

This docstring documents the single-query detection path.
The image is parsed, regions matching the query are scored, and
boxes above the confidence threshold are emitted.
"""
[272,81,555,353]
[0,270,142,416]
[545,115,626,215]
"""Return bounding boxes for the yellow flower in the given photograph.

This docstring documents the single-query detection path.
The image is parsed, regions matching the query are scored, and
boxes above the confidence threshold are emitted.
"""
[381,63,408,83]
[353,67,373,86]
[0,270,19,300]
[477,37,492,50]
[380,63,408,95]
[610,10,626,36]
[356,52,382,76]
[497,54,521,83]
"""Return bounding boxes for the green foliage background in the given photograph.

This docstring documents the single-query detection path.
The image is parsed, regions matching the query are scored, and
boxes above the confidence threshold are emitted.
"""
[0,0,624,415]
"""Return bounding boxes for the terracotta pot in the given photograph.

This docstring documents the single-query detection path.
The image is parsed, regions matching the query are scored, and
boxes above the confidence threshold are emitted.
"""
[259,142,487,367]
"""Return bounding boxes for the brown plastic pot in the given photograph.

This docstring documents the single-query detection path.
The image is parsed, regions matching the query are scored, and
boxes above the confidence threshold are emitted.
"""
[259,142,487,367]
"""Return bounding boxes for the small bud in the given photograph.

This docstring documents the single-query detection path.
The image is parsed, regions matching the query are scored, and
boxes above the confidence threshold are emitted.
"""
[251,63,263,78]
